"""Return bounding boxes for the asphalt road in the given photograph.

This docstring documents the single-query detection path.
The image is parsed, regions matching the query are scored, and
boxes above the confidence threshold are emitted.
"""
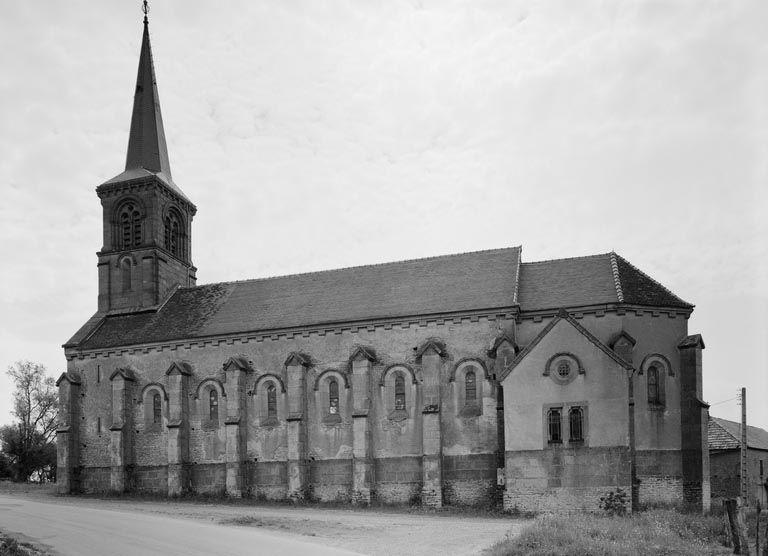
[0,494,361,556]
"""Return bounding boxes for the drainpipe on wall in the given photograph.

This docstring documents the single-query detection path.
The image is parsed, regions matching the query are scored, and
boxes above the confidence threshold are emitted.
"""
[627,368,638,512]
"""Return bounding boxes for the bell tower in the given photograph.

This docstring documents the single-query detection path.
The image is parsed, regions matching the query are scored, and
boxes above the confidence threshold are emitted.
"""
[96,8,196,314]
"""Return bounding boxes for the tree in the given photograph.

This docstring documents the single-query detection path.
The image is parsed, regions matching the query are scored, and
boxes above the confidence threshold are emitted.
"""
[0,361,58,482]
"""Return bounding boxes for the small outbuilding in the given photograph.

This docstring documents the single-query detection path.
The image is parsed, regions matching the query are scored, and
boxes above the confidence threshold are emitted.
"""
[708,416,768,507]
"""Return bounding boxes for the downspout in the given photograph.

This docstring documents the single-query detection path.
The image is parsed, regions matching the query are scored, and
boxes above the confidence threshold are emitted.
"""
[628,367,638,512]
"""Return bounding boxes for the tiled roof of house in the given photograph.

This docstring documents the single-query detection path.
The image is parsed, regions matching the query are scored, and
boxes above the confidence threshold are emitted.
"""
[70,247,693,351]
[75,247,522,350]
[709,416,768,451]
[517,253,692,312]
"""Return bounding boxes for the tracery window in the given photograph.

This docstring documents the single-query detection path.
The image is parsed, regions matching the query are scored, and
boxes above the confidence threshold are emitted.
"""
[118,201,142,249]
[547,408,562,444]
[465,369,476,404]
[569,407,584,442]
[647,365,660,405]
[152,393,162,424]
[267,384,277,419]
[394,373,406,411]
[209,389,218,421]
[328,378,339,415]
[164,209,183,258]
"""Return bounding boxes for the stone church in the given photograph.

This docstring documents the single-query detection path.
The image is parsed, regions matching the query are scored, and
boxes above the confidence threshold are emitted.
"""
[57,15,710,513]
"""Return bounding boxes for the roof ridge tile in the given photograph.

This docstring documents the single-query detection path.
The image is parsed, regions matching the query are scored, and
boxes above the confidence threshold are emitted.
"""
[522,252,612,266]
[610,252,625,303]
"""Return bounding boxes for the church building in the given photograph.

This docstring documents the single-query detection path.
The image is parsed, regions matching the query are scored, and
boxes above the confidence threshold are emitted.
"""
[57,13,710,513]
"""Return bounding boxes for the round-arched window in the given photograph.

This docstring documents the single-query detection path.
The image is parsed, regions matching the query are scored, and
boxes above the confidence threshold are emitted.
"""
[164,208,183,258]
[117,201,142,249]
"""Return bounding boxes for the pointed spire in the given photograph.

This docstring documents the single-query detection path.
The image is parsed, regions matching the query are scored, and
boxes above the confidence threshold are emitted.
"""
[125,12,172,179]
[100,4,191,204]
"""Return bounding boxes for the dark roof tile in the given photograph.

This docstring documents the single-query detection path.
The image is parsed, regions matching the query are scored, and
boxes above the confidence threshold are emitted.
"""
[78,247,521,350]
[709,416,768,451]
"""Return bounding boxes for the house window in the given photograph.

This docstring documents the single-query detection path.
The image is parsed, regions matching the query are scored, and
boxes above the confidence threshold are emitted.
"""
[647,365,660,405]
[209,389,218,421]
[118,202,142,249]
[96,365,101,383]
[394,373,406,411]
[465,369,476,403]
[547,408,562,444]
[328,378,339,415]
[267,384,277,419]
[97,416,101,434]
[557,361,570,377]
[569,407,584,442]
[152,393,162,424]
[761,460,764,478]
[120,259,132,292]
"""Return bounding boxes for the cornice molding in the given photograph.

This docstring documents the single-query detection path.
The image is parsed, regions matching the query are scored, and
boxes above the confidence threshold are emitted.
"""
[65,307,519,361]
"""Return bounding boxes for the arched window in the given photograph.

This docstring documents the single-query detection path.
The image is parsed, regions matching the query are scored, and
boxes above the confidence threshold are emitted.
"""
[164,209,183,258]
[118,202,142,249]
[647,365,660,405]
[328,378,339,415]
[267,384,277,419]
[152,393,162,424]
[465,369,476,404]
[120,258,132,292]
[394,373,406,411]
[209,389,218,421]
[569,407,584,442]
[547,408,562,444]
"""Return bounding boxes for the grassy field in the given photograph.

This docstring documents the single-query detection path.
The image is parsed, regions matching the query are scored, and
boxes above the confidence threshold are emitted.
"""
[485,509,739,556]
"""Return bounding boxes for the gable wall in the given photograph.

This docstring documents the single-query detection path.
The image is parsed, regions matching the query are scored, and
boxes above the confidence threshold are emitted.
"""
[503,311,689,511]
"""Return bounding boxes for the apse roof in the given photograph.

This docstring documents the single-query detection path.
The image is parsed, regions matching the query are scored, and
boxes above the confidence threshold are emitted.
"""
[517,252,691,311]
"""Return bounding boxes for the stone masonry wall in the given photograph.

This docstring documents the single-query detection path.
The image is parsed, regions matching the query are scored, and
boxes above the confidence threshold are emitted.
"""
[66,315,506,504]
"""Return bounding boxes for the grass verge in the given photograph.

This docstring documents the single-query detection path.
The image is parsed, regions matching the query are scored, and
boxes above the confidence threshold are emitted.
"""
[484,509,733,556]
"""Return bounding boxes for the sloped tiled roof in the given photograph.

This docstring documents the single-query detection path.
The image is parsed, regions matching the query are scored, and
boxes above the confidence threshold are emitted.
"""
[70,247,694,351]
[709,416,768,451]
[76,247,522,350]
[517,253,692,311]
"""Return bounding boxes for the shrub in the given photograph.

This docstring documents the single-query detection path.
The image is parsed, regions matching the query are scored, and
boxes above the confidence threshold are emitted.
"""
[599,488,628,516]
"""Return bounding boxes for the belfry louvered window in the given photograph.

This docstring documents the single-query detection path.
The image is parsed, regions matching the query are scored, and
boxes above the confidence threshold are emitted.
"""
[118,202,142,249]
[164,209,183,258]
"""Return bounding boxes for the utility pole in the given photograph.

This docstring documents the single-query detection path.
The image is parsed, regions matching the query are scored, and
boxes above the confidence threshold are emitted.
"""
[739,387,748,503]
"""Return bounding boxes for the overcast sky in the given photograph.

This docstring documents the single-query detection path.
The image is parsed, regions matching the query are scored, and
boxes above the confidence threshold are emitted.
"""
[1,1,766,430]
